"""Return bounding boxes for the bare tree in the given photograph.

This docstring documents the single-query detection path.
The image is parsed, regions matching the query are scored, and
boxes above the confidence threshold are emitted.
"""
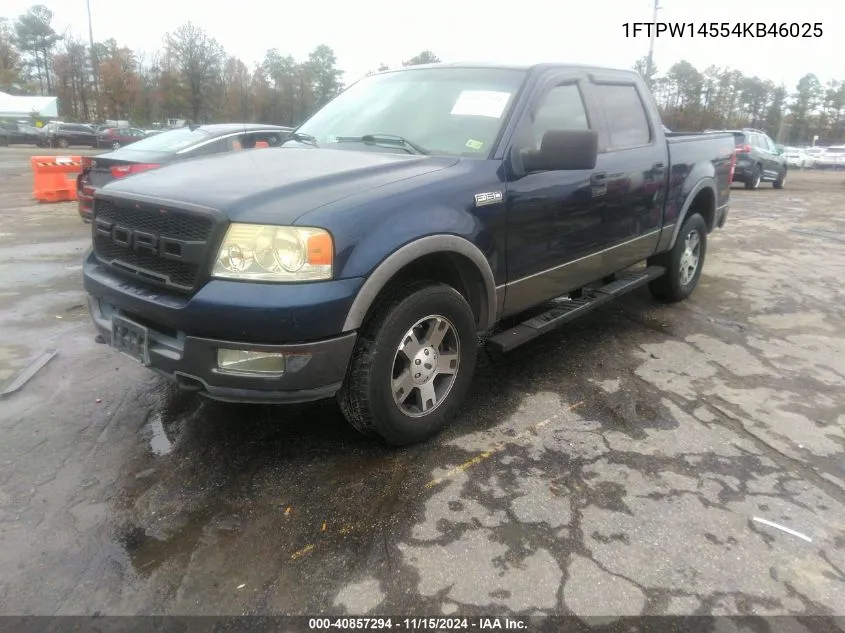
[13,5,60,94]
[0,19,22,90]
[164,22,225,122]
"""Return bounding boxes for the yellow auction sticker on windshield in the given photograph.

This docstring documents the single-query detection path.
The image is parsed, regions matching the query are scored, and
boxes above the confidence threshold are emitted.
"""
[465,139,484,151]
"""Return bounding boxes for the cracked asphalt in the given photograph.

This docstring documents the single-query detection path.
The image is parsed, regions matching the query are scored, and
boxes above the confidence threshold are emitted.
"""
[0,146,843,617]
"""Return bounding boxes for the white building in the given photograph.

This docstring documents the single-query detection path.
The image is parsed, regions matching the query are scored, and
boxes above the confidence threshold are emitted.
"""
[0,92,59,122]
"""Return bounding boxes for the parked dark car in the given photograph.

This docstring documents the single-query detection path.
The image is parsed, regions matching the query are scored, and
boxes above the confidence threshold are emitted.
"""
[705,127,787,189]
[77,123,292,221]
[83,63,735,445]
[42,123,98,148]
[0,121,43,146]
[96,127,148,150]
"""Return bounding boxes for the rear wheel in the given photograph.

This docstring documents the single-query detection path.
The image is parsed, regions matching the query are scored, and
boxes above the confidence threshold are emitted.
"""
[57,138,69,148]
[338,281,477,446]
[648,213,707,302]
[745,165,761,190]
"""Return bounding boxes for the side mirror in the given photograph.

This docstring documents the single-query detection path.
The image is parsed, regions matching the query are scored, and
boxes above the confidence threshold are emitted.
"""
[522,129,598,173]
[776,145,784,155]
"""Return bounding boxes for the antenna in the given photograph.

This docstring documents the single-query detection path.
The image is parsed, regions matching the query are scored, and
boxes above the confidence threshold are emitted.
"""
[646,0,661,79]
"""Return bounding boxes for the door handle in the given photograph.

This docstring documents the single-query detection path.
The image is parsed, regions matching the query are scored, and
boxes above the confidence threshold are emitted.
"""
[652,162,666,173]
[590,171,608,184]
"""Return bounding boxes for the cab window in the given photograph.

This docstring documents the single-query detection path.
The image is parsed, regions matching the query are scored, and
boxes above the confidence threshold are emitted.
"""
[531,84,590,149]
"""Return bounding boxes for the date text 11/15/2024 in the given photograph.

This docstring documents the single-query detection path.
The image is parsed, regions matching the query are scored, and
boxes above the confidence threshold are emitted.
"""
[308,617,528,630]
[623,22,823,38]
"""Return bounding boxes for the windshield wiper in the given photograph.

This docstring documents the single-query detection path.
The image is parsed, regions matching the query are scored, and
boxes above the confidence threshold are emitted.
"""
[335,134,428,155]
[284,131,318,146]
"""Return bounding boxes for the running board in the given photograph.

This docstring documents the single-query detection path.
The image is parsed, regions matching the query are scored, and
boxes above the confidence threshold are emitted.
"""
[487,266,666,353]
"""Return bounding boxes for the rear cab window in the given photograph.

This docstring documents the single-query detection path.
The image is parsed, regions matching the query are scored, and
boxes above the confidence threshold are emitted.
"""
[123,127,214,153]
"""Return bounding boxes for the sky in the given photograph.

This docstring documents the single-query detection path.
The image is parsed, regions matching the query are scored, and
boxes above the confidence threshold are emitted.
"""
[3,0,841,90]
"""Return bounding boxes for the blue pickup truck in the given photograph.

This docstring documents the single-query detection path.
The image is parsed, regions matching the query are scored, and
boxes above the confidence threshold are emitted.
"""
[83,63,735,445]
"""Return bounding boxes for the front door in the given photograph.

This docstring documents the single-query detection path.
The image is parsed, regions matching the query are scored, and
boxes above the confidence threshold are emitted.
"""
[502,74,612,317]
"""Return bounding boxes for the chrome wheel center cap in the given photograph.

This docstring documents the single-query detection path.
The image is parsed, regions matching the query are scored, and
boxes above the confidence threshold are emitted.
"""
[412,346,438,384]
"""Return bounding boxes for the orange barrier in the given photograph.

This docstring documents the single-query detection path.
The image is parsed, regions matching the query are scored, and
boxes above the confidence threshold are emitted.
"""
[31,155,82,203]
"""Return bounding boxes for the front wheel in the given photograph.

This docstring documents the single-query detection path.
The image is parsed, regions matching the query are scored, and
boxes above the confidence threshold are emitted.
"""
[57,138,69,148]
[338,281,478,446]
[648,213,707,302]
[111,141,121,150]
[773,167,786,189]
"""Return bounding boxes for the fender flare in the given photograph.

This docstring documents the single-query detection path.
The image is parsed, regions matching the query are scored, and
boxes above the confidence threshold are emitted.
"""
[342,235,497,332]
[667,177,716,249]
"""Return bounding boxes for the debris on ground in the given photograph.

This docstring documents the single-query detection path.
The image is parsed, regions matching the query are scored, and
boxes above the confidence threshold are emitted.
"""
[752,517,813,543]
[1,349,58,398]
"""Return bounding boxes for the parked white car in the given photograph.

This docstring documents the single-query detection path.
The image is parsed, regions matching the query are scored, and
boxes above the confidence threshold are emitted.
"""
[803,147,824,167]
[817,146,845,169]
[783,147,810,168]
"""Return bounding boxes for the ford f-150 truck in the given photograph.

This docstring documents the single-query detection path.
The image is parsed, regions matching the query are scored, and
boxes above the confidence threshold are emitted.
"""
[83,63,735,445]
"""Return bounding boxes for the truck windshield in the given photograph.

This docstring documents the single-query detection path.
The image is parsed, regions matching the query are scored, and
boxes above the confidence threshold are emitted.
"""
[293,67,527,157]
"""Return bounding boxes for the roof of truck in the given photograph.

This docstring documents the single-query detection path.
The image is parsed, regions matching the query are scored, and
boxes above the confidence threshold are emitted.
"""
[381,62,636,75]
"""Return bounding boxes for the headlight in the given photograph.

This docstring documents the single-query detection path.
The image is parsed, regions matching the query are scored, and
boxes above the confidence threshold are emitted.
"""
[211,223,333,281]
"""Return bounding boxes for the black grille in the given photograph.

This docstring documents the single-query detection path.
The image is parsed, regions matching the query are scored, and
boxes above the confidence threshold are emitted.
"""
[93,199,215,293]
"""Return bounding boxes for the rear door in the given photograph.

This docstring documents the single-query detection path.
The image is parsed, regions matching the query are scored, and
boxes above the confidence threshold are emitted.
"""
[588,78,666,257]
[749,133,773,178]
[759,133,783,178]
[69,124,94,145]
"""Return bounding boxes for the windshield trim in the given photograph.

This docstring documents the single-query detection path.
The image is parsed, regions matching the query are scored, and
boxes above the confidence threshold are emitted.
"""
[486,71,532,161]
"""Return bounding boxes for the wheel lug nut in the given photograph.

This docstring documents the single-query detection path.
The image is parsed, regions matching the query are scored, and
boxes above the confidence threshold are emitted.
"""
[415,359,421,365]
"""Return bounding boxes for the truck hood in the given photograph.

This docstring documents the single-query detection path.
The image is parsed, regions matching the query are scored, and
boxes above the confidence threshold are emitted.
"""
[100,146,460,224]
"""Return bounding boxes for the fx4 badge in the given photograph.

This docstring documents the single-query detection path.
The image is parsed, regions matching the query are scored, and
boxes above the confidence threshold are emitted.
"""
[474,191,503,207]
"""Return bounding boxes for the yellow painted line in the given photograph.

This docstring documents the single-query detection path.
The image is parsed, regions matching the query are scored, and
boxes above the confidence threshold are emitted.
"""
[425,400,584,489]
[288,399,585,560]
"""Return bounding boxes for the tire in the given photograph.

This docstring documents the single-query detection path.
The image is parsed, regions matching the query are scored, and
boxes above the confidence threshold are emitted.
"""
[745,165,761,190]
[57,138,69,148]
[337,280,478,446]
[648,213,707,303]
[112,141,121,150]
[773,167,786,189]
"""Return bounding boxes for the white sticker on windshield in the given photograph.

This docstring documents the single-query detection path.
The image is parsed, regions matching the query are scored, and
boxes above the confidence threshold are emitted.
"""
[450,90,511,118]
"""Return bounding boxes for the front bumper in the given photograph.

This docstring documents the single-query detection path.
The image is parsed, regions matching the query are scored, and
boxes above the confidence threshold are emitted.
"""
[88,294,357,404]
[83,252,364,403]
